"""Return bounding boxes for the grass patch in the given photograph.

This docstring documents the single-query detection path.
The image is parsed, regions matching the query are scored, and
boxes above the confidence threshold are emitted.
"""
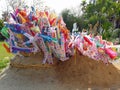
[0,42,13,60]
[0,41,14,72]
[0,58,10,71]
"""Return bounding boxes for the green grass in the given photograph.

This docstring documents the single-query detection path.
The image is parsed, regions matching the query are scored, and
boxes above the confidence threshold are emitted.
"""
[0,41,14,72]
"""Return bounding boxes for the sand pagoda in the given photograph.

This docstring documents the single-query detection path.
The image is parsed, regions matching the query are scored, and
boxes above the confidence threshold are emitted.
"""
[1,6,120,88]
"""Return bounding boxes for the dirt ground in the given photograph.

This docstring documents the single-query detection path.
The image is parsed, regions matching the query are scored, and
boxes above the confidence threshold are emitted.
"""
[0,53,120,90]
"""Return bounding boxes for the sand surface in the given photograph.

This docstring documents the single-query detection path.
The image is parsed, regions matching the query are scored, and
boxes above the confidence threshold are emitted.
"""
[0,53,120,90]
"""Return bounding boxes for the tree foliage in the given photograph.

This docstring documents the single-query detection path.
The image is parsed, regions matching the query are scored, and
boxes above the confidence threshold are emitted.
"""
[62,0,120,40]
[61,9,85,32]
[0,19,5,40]
[82,0,120,39]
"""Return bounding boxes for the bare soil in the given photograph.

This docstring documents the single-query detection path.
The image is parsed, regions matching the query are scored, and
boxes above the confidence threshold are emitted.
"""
[0,53,120,90]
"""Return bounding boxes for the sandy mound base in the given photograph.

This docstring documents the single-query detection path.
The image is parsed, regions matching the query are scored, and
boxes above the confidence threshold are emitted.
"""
[10,53,120,88]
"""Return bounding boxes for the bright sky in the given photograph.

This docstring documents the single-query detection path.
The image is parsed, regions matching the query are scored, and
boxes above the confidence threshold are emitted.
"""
[44,0,88,14]
[0,0,89,18]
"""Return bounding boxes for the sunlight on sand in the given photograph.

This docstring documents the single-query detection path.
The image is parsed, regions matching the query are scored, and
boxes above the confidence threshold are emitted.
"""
[111,60,120,70]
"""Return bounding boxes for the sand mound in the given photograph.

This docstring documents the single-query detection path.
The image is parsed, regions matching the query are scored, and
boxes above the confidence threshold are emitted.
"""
[10,53,120,88]
[55,55,120,87]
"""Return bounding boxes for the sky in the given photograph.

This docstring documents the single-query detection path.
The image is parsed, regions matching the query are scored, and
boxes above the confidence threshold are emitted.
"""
[44,0,87,14]
[0,0,89,18]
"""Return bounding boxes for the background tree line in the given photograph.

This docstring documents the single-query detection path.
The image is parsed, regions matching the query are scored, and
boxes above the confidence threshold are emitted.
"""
[61,0,120,41]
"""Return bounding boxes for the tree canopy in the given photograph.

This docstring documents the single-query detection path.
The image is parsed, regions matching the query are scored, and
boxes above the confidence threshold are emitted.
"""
[61,0,120,40]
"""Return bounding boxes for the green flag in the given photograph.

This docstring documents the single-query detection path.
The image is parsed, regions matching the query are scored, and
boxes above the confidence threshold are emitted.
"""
[1,27,9,39]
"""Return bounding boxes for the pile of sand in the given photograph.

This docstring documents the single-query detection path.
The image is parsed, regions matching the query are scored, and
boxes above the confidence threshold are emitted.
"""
[10,52,120,88]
